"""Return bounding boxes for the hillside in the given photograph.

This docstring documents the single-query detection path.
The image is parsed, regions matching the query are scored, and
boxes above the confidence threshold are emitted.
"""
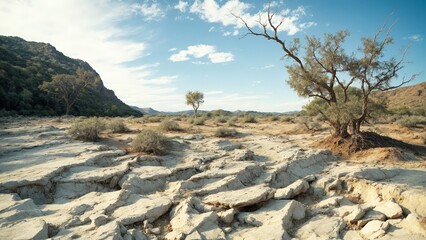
[376,81,426,114]
[0,36,142,116]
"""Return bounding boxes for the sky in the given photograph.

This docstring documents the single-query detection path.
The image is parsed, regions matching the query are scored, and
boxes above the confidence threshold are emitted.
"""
[0,0,425,112]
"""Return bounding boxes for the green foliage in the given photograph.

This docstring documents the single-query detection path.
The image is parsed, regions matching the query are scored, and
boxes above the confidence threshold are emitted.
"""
[108,118,130,133]
[68,117,106,141]
[270,116,280,121]
[185,91,204,116]
[158,120,181,132]
[131,129,169,154]
[0,36,142,117]
[214,127,238,138]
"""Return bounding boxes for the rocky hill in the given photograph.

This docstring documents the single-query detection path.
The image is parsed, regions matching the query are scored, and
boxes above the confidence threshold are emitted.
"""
[0,36,142,116]
[376,81,426,115]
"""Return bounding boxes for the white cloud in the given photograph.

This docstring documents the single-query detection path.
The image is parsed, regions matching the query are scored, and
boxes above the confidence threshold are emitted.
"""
[130,2,166,21]
[188,0,314,36]
[408,34,423,42]
[174,1,189,12]
[0,0,178,110]
[208,52,234,63]
[168,47,178,52]
[169,44,234,63]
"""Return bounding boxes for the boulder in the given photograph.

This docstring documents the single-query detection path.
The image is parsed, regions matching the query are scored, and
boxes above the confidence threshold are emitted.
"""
[0,219,48,240]
[294,215,345,239]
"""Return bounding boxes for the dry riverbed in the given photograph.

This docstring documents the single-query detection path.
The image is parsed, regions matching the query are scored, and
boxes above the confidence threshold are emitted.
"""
[0,116,425,239]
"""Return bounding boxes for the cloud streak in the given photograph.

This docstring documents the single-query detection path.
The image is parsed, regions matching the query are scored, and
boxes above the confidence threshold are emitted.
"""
[169,44,234,63]
[0,0,179,110]
[185,0,315,35]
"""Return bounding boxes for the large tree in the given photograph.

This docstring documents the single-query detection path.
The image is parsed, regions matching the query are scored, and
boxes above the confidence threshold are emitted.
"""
[235,6,416,138]
[185,91,204,117]
[39,68,95,115]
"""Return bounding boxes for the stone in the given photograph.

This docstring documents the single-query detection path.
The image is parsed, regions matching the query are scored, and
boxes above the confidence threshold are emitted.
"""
[334,205,365,223]
[399,213,426,237]
[129,229,148,240]
[233,200,305,240]
[294,216,345,239]
[0,219,48,240]
[360,220,389,239]
[119,166,172,194]
[166,198,225,240]
[203,185,275,208]
[274,179,309,199]
[374,200,403,219]
[357,210,386,227]
[112,194,172,225]
[90,214,109,227]
[218,208,237,224]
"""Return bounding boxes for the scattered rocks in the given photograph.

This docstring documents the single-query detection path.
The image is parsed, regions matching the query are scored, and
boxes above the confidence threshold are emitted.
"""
[1,120,425,239]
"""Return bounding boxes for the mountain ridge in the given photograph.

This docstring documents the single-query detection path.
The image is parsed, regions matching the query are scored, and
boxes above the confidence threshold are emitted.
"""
[0,35,142,116]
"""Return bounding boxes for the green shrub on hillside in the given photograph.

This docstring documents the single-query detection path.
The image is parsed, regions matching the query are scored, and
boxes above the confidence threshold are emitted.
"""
[69,117,106,141]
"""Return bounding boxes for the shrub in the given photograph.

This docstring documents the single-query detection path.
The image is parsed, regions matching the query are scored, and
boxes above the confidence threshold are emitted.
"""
[189,116,206,125]
[69,117,106,141]
[131,129,169,154]
[214,127,238,138]
[242,114,257,123]
[215,116,228,124]
[158,120,181,132]
[108,118,130,133]
[145,116,162,123]
[270,116,280,121]
[227,116,238,127]
[396,116,426,128]
[297,116,321,131]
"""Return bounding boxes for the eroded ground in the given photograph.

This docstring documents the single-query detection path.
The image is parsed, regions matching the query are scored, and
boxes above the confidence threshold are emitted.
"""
[0,117,425,240]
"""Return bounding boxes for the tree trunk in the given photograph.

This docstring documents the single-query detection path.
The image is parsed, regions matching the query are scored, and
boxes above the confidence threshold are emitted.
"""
[332,121,350,138]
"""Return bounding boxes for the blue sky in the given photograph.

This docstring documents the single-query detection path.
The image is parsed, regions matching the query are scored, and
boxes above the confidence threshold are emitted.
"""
[0,0,424,112]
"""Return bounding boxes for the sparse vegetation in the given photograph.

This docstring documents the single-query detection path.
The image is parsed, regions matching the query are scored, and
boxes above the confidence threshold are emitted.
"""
[131,129,169,154]
[158,120,181,132]
[215,127,239,138]
[108,118,130,133]
[396,116,426,128]
[215,116,228,124]
[191,116,206,125]
[242,114,257,123]
[68,117,106,141]
[270,116,280,121]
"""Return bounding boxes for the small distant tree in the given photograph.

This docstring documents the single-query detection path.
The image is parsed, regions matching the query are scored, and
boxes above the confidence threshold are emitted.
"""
[235,5,416,138]
[185,91,204,117]
[39,68,95,115]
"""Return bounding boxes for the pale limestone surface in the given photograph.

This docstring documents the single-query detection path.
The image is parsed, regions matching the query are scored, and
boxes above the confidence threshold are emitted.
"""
[1,119,426,239]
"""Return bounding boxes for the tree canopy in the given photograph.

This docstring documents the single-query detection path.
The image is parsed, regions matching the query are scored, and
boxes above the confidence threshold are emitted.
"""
[236,6,416,138]
[185,91,204,117]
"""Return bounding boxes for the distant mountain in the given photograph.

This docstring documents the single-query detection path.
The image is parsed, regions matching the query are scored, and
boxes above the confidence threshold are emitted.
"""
[132,106,296,116]
[0,36,142,116]
[374,81,426,114]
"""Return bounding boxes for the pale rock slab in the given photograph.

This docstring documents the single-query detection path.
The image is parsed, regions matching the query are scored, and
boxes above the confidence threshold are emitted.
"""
[203,185,275,208]
[274,179,309,199]
[234,200,305,240]
[119,166,171,194]
[0,219,48,240]
[166,198,225,240]
[112,194,172,225]
[374,200,403,219]
[357,210,386,227]
[294,215,345,239]
[361,220,390,239]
